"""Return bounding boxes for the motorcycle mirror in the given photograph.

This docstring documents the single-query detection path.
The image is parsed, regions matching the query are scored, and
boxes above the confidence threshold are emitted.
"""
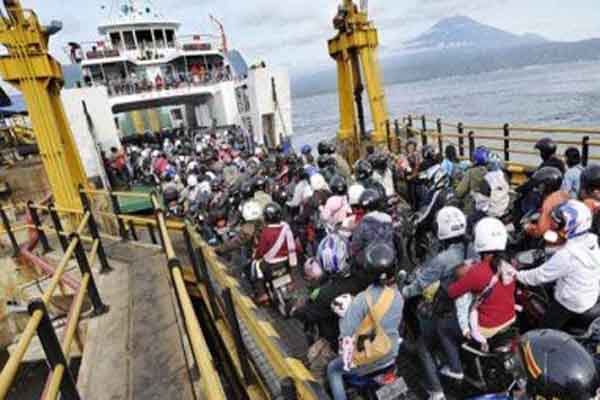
[544,230,559,244]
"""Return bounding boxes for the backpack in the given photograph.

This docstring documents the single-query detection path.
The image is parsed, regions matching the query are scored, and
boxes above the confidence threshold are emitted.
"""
[352,287,396,367]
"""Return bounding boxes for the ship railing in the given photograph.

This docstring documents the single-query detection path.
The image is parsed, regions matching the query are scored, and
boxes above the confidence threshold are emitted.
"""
[177,34,222,52]
[102,68,233,98]
[0,205,109,400]
[383,115,600,184]
[0,187,226,399]
[149,192,227,400]
[185,225,327,400]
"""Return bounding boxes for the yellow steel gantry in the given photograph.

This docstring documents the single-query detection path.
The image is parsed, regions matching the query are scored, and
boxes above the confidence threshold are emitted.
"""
[0,0,87,212]
[328,0,390,164]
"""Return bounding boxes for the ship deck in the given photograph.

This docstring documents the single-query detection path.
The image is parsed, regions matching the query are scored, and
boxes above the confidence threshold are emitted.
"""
[77,239,200,400]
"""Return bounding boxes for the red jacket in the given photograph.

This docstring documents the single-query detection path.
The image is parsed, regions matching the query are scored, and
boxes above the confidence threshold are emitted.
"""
[255,224,292,261]
[448,260,516,329]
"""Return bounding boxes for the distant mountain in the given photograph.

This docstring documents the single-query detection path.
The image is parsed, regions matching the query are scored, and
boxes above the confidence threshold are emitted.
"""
[404,16,548,51]
[292,17,600,98]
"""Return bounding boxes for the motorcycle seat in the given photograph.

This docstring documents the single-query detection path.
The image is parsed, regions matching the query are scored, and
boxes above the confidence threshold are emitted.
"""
[565,301,600,336]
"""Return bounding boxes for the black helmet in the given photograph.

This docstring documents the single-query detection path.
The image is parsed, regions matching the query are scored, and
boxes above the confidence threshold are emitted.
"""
[210,176,223,191]
[240,182,254,199]
[263,203,282,224]
[519,329,599,400]
[330,175,347,196]
[535,137,557,160]
[317,155,330,169]
[272,185,289,206]
[532,167,563,196]
[422,145,434,160]
[365,243,396,284]
[359,188,383,212]
[564,147,581,168]
[287,152,300,166]
[581,164,600,194]
[318,141,335,155]
[327,156,337,168]
[254,176,267,192]
[371,153,388,171]
[355,160,373,181]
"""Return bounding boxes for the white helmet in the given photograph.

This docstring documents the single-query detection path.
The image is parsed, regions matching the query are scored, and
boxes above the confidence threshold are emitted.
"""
[436,206,467,241]
[310,173,328,192]
[348,184,365,206]
[187,174,198,187]
[151,150,160,158]
[551,200,592,240]
[141,148,151,158]
[331,294,353,318]
[242,201,262,222]
[474,217,507,253]
[317,233,349,275]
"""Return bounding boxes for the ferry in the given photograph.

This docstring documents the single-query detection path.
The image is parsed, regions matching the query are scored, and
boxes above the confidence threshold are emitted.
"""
[59,0,293,183]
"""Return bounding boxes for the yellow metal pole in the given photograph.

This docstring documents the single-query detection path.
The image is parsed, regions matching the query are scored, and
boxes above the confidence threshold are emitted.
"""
[0,1,87,214]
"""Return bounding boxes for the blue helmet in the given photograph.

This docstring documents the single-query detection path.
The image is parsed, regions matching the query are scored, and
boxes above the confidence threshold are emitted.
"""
[473,146,490,166]
[317,233,349,276]
[301,144,312,155]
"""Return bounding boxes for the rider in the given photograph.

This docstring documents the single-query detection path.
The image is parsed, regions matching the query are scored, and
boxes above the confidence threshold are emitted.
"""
[402,206,475,400]
[534,137,565,173]
[321,175,351,232]
[524,167,569,239]
[371,152,395,198]
[350,189,395,268]
[581,165,600,236]
[438,217,516,380]
[355,160,386,200]
[517,200,600,329]
[455,146,489,216]
[340,184,366,237]
[327,243,403,400]
[319,141,352,181]
[517,329,599,400]
[561,147,584,199]
[469,152,510,228]
[253,203,298,304]
[216,200,263,261]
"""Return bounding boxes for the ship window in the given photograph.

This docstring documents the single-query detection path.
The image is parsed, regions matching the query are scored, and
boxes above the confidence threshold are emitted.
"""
[109,32,122,49]
[135,30,153,50]
[165,30,175,48]
[123,31,136,50]
[154,30,165,48]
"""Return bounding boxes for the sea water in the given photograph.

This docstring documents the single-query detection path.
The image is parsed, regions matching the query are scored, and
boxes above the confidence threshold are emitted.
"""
[292,60,600,164]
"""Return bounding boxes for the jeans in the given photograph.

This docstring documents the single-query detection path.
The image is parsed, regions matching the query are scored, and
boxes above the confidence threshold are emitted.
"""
[543,298,578,330]
[417,319,444,393]
[435,315,464,374]
[327,356,348,400]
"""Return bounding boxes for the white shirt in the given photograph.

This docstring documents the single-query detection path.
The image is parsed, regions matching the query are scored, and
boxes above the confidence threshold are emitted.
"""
[517,233,600,313]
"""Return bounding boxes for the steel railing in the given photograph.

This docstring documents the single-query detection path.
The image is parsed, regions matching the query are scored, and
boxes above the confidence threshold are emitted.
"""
[0,207,108,400]
[0,186,224,399]
[185,226,327,400]
[397,115,600,165]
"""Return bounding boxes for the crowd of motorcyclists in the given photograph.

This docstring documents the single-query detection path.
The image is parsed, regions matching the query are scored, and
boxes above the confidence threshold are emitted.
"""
[117,127,600,400]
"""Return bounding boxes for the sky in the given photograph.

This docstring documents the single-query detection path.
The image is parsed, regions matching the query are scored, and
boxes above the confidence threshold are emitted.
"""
[7,0,600,78]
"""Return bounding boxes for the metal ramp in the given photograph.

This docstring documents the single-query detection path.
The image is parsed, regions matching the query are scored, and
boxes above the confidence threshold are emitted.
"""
[77,241,196,400]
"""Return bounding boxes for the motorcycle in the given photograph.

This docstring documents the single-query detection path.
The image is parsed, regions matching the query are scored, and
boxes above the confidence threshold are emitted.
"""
[514,248,600,336]
[254,260,295,317]
[398,270,522,398]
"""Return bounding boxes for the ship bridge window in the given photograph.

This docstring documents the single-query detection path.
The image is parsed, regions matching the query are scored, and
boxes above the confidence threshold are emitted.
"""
[109,32,122,49]
[166,30,175,48]
[123,31,136,50]
[135,30,153,50]
[154,29,165,48]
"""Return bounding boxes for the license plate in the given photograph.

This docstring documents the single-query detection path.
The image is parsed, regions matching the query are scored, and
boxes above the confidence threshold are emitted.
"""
[376,377,408,400]
[273,274,292,288]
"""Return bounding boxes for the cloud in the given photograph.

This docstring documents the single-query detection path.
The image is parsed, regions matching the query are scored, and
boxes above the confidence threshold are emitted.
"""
[0,0,597,77]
